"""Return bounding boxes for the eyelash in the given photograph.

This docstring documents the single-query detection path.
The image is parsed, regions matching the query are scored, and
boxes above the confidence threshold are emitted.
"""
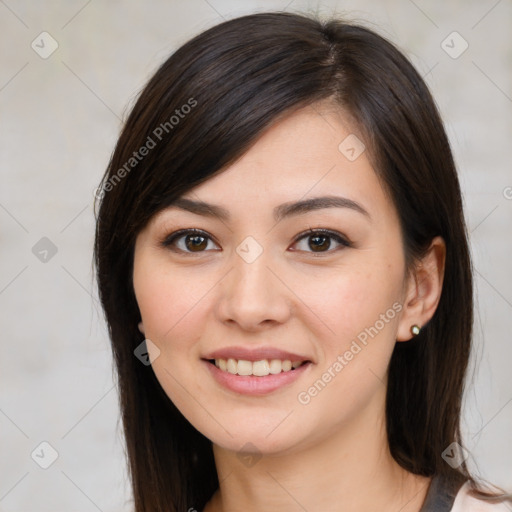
[160,228,352,256]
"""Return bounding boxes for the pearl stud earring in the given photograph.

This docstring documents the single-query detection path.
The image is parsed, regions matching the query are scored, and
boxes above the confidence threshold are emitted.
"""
[410,324,421,336]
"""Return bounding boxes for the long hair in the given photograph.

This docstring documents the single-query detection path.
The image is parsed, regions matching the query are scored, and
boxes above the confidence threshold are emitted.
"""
[94,11,509,511]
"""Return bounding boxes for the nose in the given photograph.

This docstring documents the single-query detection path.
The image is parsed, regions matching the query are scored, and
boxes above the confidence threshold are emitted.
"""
[215,247,291,331]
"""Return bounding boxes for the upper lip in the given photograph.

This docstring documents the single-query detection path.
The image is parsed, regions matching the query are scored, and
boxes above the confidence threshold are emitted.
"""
[203,346,312,362]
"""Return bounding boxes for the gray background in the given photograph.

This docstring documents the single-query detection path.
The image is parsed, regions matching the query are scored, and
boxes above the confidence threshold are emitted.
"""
[0,0,511,509]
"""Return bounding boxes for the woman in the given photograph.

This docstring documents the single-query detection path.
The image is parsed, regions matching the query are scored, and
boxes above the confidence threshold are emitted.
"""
[94,11,511,512]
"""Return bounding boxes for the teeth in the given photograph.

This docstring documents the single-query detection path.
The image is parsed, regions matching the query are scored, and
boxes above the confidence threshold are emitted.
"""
[213,358,305,376]
[227,358,237,374]
[253,360,270,376]
[269,359,282,374]
[237,359,253,376]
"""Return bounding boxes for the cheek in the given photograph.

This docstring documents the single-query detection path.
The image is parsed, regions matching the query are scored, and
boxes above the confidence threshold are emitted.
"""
[133,258,214,427]
[295,266,402,399]
[294,261,403,356]
[133,256,213,347]
[289,267,402,436]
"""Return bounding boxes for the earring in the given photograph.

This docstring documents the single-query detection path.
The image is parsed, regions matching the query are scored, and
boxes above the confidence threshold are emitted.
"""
[410,324,421,336]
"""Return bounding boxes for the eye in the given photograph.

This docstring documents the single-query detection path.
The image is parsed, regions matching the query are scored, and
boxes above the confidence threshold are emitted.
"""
[161,229,220,253]
[160,228,352,255]
[291,228,352,254]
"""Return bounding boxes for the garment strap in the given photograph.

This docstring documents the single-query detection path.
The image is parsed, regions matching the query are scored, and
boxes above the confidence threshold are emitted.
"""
[419,474,465,512]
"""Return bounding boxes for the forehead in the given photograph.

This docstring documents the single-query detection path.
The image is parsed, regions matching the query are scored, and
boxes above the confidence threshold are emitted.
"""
[178,104,387,214]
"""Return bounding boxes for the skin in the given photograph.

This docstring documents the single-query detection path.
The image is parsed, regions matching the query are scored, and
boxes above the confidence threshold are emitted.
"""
[133,101,446,512]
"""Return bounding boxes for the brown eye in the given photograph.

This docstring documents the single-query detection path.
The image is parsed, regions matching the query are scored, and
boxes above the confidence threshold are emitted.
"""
[308,234,331,252]
[185,234,208,252]
[161,229,219,254]
[292,229,351,254]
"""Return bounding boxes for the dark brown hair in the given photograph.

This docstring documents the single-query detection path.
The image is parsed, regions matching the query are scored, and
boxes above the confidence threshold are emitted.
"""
[94,11,510,511]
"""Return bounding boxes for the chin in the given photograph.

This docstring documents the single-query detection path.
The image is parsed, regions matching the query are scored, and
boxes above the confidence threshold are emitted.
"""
[202,412,310,455]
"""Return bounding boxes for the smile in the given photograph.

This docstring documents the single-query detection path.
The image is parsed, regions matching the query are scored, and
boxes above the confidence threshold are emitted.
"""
[210,358,307,376]
[203,358,312,395]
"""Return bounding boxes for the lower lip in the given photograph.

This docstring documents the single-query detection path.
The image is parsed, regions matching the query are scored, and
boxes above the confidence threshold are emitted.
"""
[203,360,312,395]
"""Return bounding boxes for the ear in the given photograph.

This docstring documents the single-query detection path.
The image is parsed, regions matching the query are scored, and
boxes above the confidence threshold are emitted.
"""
[138,321,145,335]
[396,236,446,342]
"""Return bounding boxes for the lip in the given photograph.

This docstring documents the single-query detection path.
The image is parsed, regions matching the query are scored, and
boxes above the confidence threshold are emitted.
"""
[203,346,312,363]
[203,359,312,395]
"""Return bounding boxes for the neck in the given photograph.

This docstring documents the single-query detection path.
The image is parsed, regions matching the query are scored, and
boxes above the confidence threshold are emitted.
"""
[204,388,431,512]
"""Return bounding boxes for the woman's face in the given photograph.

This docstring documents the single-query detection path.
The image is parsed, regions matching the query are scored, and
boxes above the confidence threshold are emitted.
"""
[133,103,412,455]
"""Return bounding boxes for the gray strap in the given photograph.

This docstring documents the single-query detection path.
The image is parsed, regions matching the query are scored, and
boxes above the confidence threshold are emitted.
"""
[419,475,465,512]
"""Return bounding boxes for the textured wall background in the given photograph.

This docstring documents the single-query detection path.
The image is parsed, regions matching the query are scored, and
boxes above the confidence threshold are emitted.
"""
[0,0,511,510]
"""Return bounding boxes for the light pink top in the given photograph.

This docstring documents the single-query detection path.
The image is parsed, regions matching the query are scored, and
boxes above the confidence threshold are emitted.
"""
[451,482,511,511]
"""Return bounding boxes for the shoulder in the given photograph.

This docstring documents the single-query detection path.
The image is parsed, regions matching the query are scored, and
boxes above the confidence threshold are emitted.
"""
[451,482,511,512]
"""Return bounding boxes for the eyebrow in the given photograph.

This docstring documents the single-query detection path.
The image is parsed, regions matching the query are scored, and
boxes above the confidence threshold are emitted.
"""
[168,195,371,222]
